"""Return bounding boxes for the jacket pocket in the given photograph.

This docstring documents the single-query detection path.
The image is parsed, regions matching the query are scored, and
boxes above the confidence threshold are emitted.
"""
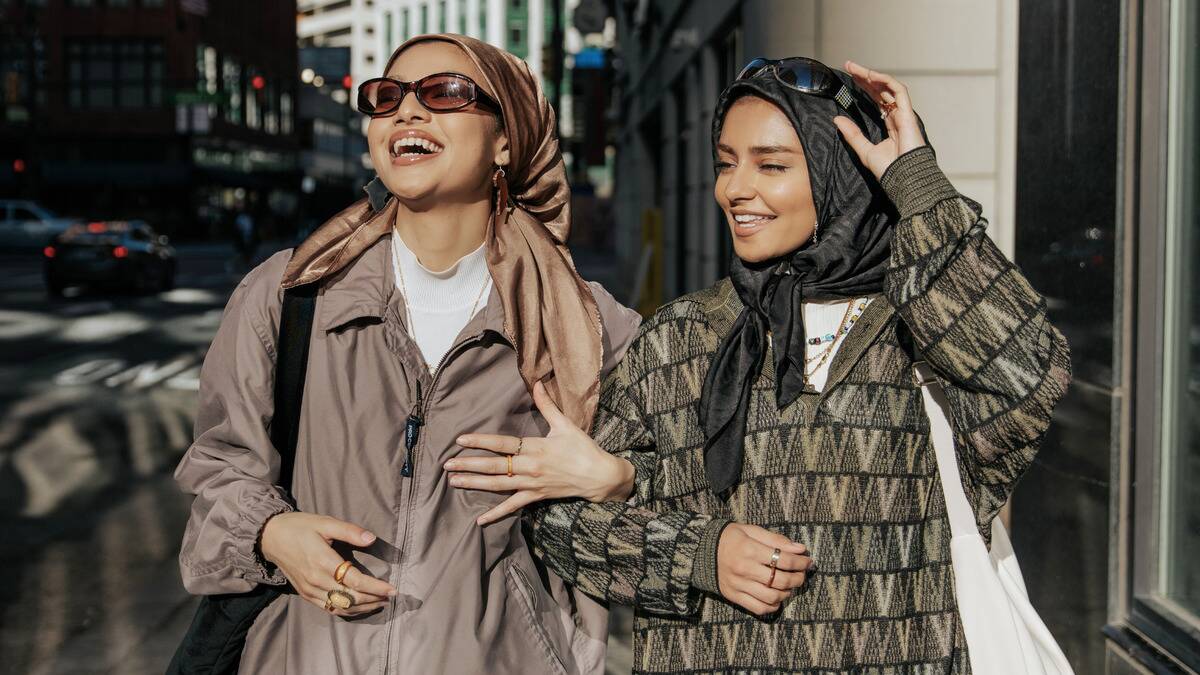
[504,559,569,675]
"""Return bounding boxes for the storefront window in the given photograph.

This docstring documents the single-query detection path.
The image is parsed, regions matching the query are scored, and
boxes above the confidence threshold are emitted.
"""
[1130,2,1200,671]
[1157,0,1200,621]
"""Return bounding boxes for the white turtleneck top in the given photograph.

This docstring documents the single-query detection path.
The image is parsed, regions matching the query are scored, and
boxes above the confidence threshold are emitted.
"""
[390,230,494,371]
[800,296,874,392]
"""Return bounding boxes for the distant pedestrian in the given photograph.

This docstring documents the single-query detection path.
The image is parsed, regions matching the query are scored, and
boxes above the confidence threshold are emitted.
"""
[234,209,256,270]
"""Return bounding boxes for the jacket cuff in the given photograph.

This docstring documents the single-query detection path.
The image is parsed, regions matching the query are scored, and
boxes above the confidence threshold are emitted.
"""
[689,518,733,595]
[879,146,958,219]
[235,494,295,586]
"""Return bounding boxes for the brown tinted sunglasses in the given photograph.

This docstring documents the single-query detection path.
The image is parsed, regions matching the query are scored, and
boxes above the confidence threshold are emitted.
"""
[357,72,501,117]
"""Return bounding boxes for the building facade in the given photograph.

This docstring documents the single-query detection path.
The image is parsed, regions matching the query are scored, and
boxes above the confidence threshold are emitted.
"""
[610,1,1199,673]
[0,0,300,239]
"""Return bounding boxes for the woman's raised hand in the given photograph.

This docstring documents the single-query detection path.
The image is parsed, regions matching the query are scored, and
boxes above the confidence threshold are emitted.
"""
[832,60,927,180]
[448,381,636,526]
[717,523,814,616]
[259,512,396,617]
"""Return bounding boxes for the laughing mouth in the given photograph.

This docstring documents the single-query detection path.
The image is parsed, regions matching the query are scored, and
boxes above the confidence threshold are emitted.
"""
[390,137,444,158]
[733,213,775,225]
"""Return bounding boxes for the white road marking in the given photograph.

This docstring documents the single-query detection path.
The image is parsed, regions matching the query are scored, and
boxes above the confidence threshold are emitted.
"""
[59,312,150,343]
[0,309,60,340]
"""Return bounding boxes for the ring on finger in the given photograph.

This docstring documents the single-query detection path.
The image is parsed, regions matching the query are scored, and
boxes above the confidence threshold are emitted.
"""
[333,560,353,585]
[768,548,782,568]
[506,455,514,477]
[326,588,355,610]
[323,598,336,612]
[516,437,524,456]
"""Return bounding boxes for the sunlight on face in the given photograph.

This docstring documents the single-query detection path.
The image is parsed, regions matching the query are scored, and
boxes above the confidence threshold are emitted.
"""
[714,96,818,263]
[366,41,508,208]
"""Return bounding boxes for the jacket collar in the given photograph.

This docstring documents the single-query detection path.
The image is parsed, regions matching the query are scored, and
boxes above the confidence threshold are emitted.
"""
[697,278,896,395]
[318,232,507,343]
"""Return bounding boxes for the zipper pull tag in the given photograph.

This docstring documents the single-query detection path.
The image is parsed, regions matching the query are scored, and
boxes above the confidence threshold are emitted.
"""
[401,382,424,477]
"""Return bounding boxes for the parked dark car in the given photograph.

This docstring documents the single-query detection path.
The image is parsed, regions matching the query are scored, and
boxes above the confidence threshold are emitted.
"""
[44,221,176,297]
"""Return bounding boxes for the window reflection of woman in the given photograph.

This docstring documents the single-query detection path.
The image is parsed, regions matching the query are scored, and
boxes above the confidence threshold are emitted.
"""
[450,58,1071,672]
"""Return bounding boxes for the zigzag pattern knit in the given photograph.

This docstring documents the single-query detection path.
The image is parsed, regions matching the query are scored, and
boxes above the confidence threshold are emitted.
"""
[530,147,1072,674]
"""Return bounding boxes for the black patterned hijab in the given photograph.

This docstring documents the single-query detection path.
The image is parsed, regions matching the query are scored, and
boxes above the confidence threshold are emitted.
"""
[699,68,899,499]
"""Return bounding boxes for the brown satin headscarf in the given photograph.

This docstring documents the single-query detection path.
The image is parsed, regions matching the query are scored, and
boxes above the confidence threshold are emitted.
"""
[281,34,604,431]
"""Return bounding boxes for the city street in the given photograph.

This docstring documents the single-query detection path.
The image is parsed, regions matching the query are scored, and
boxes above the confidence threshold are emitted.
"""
[0,244,632,674]
[0,244,236,675]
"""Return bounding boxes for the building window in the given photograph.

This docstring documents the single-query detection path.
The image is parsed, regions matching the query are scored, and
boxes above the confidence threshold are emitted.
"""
[280,91,293,135]
[1150,0,1200,622]
[0,33,46,114]
[401,8,410,41]
[478,1,487,37]
[420,3,428,33]
[1130,1,1200,670]
[506,0,528,57]
[222,58,242,124]
[438,0,446,32]
[67,39,163,109]
[264,79,278,134]
[245,70,260,129]
[458,0,466,34]
[384,10,393,50]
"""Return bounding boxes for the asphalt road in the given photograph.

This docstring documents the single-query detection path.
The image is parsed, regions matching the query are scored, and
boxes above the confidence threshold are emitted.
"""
[0,243,634,674]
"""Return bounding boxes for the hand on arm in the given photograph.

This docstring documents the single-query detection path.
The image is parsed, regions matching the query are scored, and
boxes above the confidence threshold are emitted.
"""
[259,512,396,616]
[448,381,636,525]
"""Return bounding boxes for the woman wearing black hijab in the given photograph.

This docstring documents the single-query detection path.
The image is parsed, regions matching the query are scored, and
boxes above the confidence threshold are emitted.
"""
[448,58,1071,673]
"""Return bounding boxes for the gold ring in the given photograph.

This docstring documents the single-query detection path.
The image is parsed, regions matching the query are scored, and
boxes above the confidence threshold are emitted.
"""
[324,598,335,612]
[515,437,523,456]
[334,560,353,585]
[769,548,781,568]
[326,588,354,610]
[880,101,898,117]
[506,455,513,477]
[767,566,778,588]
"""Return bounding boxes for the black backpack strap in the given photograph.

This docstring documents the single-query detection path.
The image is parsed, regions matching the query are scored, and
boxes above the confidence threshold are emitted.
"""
[167,279,320,675]
[271,282,318,492]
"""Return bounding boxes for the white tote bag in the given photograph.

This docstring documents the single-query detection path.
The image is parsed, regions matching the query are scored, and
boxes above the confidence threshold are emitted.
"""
[914,361,1075,675]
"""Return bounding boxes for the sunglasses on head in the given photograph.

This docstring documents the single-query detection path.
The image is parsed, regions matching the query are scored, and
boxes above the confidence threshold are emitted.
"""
[737,57,865,119]
[357,72,501,117]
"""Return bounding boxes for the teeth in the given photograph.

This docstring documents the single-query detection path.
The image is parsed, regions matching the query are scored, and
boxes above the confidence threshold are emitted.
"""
[734,214,773,223]
[391,137,444,156]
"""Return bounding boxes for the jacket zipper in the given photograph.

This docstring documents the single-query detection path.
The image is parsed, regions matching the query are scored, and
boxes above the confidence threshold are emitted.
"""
[387,330,489,668]
[399,335,477,477]
[400,381,423,477]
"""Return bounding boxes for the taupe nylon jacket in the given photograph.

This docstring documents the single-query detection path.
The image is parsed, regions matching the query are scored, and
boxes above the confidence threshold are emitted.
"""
[175,232,640,673]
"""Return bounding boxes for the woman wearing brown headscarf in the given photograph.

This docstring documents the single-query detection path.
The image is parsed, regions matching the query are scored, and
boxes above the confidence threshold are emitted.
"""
[173,35,640,673]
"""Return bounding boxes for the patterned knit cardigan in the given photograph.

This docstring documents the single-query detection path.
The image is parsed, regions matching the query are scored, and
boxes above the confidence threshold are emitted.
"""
[529,147,1072,674]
